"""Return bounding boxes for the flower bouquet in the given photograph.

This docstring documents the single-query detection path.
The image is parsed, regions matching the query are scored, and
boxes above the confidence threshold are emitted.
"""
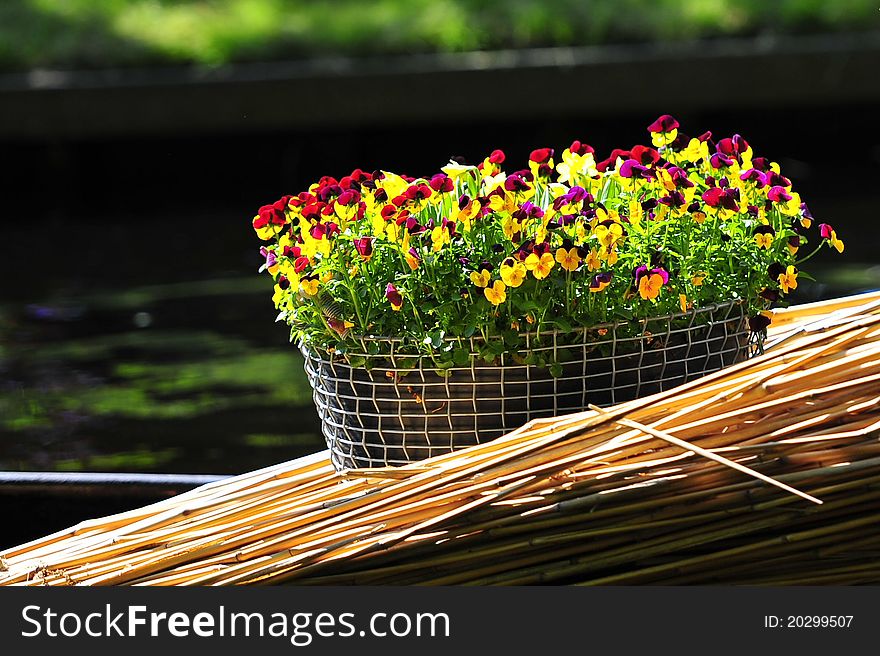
[252,115,844,470]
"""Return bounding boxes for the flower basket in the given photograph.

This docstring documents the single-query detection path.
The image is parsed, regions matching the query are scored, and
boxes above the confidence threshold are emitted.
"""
[303,300,760,470]
[250,114,844,472]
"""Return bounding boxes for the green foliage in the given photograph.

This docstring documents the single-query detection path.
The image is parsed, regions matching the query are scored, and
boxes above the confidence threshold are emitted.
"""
[0,0,873,72]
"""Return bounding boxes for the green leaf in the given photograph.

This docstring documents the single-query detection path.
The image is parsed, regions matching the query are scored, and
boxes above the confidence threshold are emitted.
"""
[548,362,563,378]
[452,348,471,366]
[553,318,572,333]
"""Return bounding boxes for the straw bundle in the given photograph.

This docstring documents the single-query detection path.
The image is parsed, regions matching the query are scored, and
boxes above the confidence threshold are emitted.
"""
[3,291,880,586]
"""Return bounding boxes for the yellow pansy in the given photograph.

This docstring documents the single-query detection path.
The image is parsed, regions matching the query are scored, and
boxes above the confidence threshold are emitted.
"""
[431,224,450,252]
[377,171,409,200]
[300,277,319,296]
[488,191,517,214]
[682,138,709,163]
[556,150,597,185]
[603,246,619,266]
[777,191,802,217]
[651,128,677,148]
[754,233,774,249]
[484,280,506,306]
[500,259,527,288]
[777,265,798,293]
[524,252,555,279]
[594,222,624,249]
[457,199,481,231]
[555,247,580,272]
[441,161,476,180]
[638,273,664,301]
[501,215,522,241]
[470,269,491,288]
[585,249,602,271]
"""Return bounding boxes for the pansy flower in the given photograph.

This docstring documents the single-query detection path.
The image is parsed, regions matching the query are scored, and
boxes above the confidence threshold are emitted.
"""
[353,236,375,261]
[631,144,661,167]
[767,186,802,217]
[749,313,772,332]
[252,196,292,240]
[777,265,798,294]
[619,159,652,180]
[484,280,506,306]
[405,247,421,271]
[528,148,555,179]
[589,272,613,293]
[647,114,679,147]
[524,251,555,279]
[385,283,403,311]
[470,269,491,288]
[300,274,320,296]
[596,148,631,173]
[634,265,669,301]
[260,246,280,275]
[555,247,580,272]
[334,189,361,221]
[819,223,845,253]
[500,257,527,288]
[429,173,454,194]
[753,225,775,250]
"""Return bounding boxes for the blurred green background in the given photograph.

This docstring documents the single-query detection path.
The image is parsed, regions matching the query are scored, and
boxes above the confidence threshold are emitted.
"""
[0,0,875,70]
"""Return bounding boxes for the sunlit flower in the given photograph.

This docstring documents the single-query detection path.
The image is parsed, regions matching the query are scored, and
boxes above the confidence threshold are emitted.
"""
[260,246,280,275]
[585,249,602,271]
[529,148,555,179]
[353,236,374,261]
[252,196,291,240]
[470,269,491,288]
[385,283,403,311]
[682,137,710,163]
[405,247,421,271]
[441,161,476,180]
[753,225,775,250]
[524,252,555,279]
[556,147,597,184]
[555,247,580,272]
[594,222,624,249]
[777,265,798,294]
[638,273,665,301]
[589,272,613,292]
[484,280,506,305]
[819,224,845,253]
[429,173,454,194]
[679,294,690,313]
[648,114,679,147]
[500,258,527,287]
[300,275,319,296]
[334,189,361,221]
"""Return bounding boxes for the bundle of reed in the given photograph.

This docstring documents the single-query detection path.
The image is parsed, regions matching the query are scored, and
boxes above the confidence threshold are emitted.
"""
[3,291,880,586]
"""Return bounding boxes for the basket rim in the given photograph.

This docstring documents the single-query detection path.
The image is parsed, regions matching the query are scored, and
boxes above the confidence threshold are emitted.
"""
[299,297,753,353]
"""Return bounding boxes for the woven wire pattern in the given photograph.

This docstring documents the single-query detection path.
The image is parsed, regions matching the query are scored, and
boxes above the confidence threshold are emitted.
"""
[302,300,762,471]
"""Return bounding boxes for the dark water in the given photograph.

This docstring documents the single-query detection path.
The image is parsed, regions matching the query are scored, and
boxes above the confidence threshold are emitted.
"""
[0,215,324,474]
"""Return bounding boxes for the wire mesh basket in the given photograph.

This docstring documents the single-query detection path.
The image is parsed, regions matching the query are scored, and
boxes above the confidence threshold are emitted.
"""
[302,300,762,471]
